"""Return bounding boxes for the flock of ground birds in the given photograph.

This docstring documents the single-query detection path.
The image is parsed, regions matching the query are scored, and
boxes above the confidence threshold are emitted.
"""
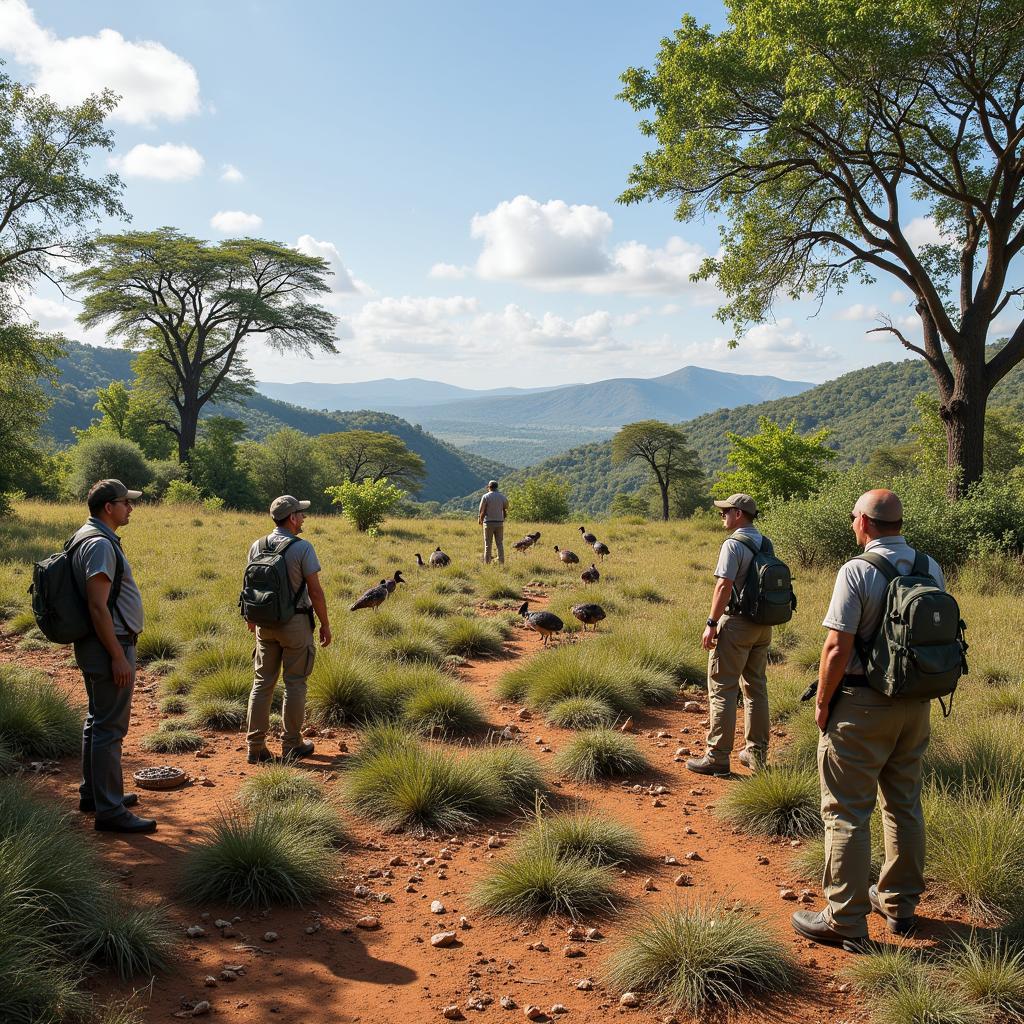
[348,527,612,644]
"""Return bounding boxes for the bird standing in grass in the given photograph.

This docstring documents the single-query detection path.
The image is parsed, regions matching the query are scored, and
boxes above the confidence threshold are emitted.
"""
[513,531,541,554]
[593,540,610,561]
[581,564,600,586]
[384,570,406,594]
[430,546,451,567]
[554,545,579,565]
[579,526,597,545]
[571,603,606,631]
[518,600,564,646]
[350,579,390,611]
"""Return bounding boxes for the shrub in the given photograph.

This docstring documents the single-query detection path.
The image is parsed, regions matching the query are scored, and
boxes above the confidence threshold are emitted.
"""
[71,901,173,980]
[553,729,650,783]
[717,767,821,837]
[238,765,324,808]
[507,474,570,523]
[945,936,1024,1021]
[474,747,546,810]
[0,664,82,759]
[519,811,642,866]
[162,478,204,505]
[325,478,406,532]
[436,615,506,657]
[139,726,205,753]
[400,680,486,736]
[546,696,616,729]
[306,652,377,725]
[69,436,153,499]
[180,809,334,908]
[187,697,246,730]
[867,974,986,1024]
[472,845,620,920]
[605,903,798,1015]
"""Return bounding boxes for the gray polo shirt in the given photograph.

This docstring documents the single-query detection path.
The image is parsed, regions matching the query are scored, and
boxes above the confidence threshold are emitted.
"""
[249,527,321,611]
[823,535,946,675]
[71,517,144,636]
[714,527,763,583]
[479,490,508,522]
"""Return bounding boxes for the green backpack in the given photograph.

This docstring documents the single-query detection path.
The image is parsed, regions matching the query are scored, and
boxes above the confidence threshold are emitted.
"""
[855,550,968,713]
[238,535,306,626]
[729,533,797,626]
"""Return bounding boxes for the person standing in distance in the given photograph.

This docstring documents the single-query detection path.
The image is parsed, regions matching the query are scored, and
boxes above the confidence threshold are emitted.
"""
[687,493,772,776]
[793,489,944,950]
[245,495,331,764]
[72,479,154,833]
[478,479,508,565]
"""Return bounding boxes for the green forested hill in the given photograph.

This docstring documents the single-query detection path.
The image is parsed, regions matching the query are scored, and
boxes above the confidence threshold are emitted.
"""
[42,342,509,503]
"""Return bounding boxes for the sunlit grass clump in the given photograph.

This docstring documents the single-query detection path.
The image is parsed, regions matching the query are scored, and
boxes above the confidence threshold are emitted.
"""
[133,621,184,663]
[717,767,821,837]
[519,810,642,866]
[139,722,205,753]
[605,903,798,1015]
[945,935,1024,1021]
[546,696,616,729]
[435,614,506,657]
[187,696,246,730]
[306,651,377,725]
[71,901,173,981]
[553,729,650,783]
[190,666,252,704]
[401,678,486,736]
[237,765,325,807]
[474,746,546,809]
[0,664,82,759]
[925,714,1024,796]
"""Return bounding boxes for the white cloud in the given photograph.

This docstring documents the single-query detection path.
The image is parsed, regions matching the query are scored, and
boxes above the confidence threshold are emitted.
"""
[0,0,200,125]
[109,142,203,181]
[836,302,881,321]
[294,235,367,296]
[429,262,470,280]
[220,163,244,183]
[904,216,954,253]
[210,210,262,233]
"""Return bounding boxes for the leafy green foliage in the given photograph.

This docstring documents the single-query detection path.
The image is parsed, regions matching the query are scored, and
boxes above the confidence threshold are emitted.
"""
[69,434,152,499]
[313,430,426,493]
[612,420,703,520]
[326,477,407,532]
[507,472,570,523]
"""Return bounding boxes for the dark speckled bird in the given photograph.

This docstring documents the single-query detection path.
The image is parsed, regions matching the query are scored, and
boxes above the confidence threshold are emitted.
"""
[429,546,451,568]
[581,563,600,586]
[350,579,390,611]
[592,540,610,561]
[571,602,606,631]
[513,531,541,553]
[554,545,579,565]
[579,526,597,545]
[518,600,564,646]
[384,570,406,594]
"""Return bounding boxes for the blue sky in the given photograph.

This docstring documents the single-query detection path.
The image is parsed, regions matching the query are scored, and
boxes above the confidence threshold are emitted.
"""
[0,0,974,388]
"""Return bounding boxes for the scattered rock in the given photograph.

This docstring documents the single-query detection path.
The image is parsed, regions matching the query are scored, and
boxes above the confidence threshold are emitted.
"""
[683,701,702,713]
[460,915,471,929]
[487,835,505,849]
[642,877,656,892]
[191,1002,211,1017]
[527,941,549,952]
[550,1005,568,1015]
[338,740,348,753]
[619,992,640,1008]
[431,900,446,914]
[585,927,602,940]
[837,982,851,994]
[563,945,585,958]
[674,873,693,887]
[664,855,679,865]
[214,919,231,929]
[500,995,517,1009]
[203,977,218,988]
[656,730,672,738]
[685,851,702,861]
[389,855,406,867]
[354,885,371,899]
[186,925,207,939]
[263,931,278,942]
[442,1006,465,1020]
[651,798,665,808]
[431,931,458,948]
[756,856,770,865]
[220,969,239,982]
[575,979,593,991]
[524,1007,545,1021]
[517,708,532,721]
[779,889,798,901]
[356,916,380,930]
[566,925,586,940]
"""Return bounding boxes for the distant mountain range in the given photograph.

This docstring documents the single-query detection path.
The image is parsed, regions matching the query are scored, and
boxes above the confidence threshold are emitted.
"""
[256,366,813,467]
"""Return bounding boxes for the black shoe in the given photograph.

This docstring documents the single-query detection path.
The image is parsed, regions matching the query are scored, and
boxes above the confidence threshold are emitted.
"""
[791,910,867,952]
[95,811,157,834]
[685,754,731,777]
[281,740,315,761]
[79,792,139,814]
[869,884,916,935]
[246,748,276,765]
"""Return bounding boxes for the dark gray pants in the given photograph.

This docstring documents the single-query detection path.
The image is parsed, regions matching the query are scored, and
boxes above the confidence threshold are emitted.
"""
[74,634,136,821]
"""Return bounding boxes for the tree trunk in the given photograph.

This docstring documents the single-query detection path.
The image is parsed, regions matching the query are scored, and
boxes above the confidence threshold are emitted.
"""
[659,481,670,521]
[940,351,987,499]
[178,402,200,464]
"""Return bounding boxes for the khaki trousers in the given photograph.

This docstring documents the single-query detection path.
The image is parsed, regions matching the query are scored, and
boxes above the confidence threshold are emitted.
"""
[818,685,931,937]
[705,614,771,766]
[484,522,505,564]
[247,612,315,751]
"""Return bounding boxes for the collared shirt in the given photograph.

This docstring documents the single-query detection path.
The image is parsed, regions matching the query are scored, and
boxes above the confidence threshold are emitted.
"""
[713,526,763,583]
[823,535,946,674]
[479,490,508,522]
[248,526,321,610]
[71,516,144,636]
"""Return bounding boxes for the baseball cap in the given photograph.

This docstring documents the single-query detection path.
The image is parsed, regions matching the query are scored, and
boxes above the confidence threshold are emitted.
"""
[713,493,759,517]
[270,495,311,520]
[88,479,143,506]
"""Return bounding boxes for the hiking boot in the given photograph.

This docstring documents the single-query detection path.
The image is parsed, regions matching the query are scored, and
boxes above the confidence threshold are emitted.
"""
[791,910,867,952]
[869,884,916,935]
[282,740,315,762]
[80,793,138,813]
[246,747,275,765]
[685,754,731,777]
[95,811,157,834]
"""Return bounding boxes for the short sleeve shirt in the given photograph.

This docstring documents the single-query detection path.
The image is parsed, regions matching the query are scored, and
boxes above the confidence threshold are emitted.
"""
[249,527,321,610]
[70,517,145,636]
[479,491,508,522]
[714,526,763,583]
[823,535,946,674]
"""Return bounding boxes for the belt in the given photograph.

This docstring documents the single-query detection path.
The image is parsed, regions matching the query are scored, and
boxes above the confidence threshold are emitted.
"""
[484,520,504,524]
[841,673,869,688]
[116,632,138,646]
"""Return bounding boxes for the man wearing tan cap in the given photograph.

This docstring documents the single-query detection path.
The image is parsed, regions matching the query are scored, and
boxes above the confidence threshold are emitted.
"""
[793,489,945,951]
[478,479,508,565]
[244,495,331,764]
[72,479,155,833]
[687,493,772,776]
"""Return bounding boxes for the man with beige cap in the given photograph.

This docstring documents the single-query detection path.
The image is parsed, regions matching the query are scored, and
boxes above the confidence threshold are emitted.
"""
[688,493,773,776]
[243,495,331,764]
[792,489,946,950]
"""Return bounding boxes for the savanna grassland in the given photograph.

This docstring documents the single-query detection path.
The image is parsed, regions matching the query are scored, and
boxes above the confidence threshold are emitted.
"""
[1,501,1023,1024]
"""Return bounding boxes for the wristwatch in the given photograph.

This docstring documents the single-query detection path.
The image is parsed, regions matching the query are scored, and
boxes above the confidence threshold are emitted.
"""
[706,618,719,628]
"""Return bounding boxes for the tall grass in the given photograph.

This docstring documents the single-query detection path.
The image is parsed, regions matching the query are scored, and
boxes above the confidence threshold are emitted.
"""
[0,664,81,759]
[553,729,650,783]
[237,765,325,807]
[306,650,377,725]
[717,767,821,837]
[518,811,642,866]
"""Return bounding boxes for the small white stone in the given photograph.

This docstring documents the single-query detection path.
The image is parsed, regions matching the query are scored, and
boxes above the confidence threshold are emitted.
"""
[576,978,593,991]
[620,992,640,1007]
[263,931,278,942]
[191,1002,211,1017]
[431,899,446,914]
[186,925,207,938]
[431,930,458,948]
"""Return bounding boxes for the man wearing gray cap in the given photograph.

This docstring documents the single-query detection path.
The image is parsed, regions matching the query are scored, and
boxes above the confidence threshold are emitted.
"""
[478,479,508,565]
[243,495,332,764]
[72,479,154,833]
[687,493,773,777]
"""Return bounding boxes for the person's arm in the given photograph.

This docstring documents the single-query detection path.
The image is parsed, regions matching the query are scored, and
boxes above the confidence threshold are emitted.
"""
[305,571,332,646]
[816,629,855,730]
[478,496,486,525]
[84,574,134,687]
[701,577,734,650]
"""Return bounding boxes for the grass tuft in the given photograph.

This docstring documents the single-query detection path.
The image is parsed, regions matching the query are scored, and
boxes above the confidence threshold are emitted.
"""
[436,614,506,657]
[945,935,1024,1021]
[72,899,173,979]
[474,747,546,810]
[717,767,821,837]
[868,974,987,1024]
[237,765,324,807]
[519,811,641,866]
[306,651,377,725]
[190,666,252,704]
[139,725,205,753]
[187,697,246,730]
[553,729,650,783]
[546,696,616,729]
[0,664,82,759]
[400,679,486,736]
[134,622,184,663]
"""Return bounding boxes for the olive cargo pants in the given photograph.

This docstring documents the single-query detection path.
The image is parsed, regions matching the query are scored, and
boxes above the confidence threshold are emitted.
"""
[484,522,504,564]
[705,614,771,767]
[818,685,931,937]
[247,612,315,752]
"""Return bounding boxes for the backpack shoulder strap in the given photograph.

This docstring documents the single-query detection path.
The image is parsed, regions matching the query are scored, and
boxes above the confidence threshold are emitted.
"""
[758,535,774,556]
[68,529,126,626]
[856,550,899,583]
[911,550,932,580]
[730,532,760,556]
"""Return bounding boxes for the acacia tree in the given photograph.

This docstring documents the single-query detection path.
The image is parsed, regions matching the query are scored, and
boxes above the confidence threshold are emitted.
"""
[611,420,703,521]
[619,1,1024,496]
[312,430,426,493]
[71,228,338,461]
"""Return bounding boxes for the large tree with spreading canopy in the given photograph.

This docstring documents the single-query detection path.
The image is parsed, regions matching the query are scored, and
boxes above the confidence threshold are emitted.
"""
[619,0,1024,496]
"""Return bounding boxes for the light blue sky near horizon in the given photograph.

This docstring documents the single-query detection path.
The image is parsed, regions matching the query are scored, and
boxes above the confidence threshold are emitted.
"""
[1,0,976,390]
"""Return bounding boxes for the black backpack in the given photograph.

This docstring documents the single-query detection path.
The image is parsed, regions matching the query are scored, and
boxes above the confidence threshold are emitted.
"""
[728,533,796,626]
[855,550,968,713]
[30,530,125,644]
[238,535,306,626]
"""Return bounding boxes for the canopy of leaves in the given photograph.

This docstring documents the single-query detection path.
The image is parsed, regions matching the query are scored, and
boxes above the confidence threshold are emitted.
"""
[312,430,426,493]
[612,420,703,519]
[507,473,570,523]
[326,477,407,532]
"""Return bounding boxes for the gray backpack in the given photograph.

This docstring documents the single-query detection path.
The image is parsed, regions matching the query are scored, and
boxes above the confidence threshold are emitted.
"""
[238,535,306,626]
[855,550,968,713]
[729,534,796,626]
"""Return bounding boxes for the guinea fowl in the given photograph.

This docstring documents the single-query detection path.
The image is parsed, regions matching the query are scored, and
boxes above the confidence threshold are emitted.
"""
[571,602,606,631]
[581,563,600,586]
[579,526,597,545]
[384,570,406,594]
[554,545,580,565]
[592,540,610,561]
[350,579,390,611]
[513,531,542,553]
[430,546,451,567]
[518,600,564,646]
